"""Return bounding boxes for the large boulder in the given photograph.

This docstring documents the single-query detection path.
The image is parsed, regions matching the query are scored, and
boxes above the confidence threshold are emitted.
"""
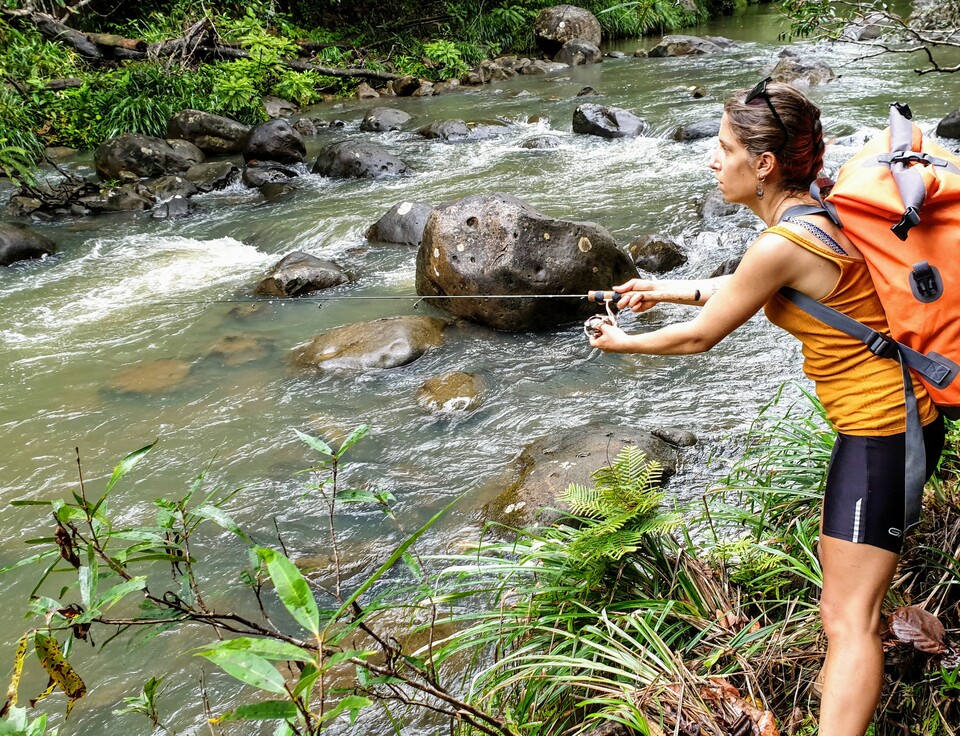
[94,134,204,179]
[0,223,57,266]
[648,35,725,57]
[360,107,413,132]
[312,140,410,179]
[484,423,678,529]
[770,48,836,85]
[628,235,688,273]
[673,119,721,142]
[167,109,251,154]
[366,201,435,246]
[573,104,649,139]
[244,119,306,164]
[290,316,448,372]
[415,193,638,331]
[255,251,350,297]
[184,161,241,192]
[242,161,300,189]
[534,5,602,56]
[936,109,960,139]
[418,120,470,142]
[554,38,603,66]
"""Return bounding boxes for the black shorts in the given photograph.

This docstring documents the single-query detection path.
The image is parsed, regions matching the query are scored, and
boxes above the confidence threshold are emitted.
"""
[821,415,945,553]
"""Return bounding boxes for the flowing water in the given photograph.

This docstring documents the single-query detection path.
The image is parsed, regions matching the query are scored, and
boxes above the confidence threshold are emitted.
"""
[2,4,959,733]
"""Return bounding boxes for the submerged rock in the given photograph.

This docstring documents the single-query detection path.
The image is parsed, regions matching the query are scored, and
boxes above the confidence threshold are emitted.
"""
[416,371,486,414]
[108,359,192,394]
[290,316,448,372]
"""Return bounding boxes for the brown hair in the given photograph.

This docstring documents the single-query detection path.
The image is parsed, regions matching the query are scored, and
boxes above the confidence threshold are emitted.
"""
[724,82,825,195]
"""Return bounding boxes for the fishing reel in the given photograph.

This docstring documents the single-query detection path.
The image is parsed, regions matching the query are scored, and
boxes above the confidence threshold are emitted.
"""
[584,296,618,339]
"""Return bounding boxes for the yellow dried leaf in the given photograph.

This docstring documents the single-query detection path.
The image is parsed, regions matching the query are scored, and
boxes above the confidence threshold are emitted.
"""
[33,632,86,715]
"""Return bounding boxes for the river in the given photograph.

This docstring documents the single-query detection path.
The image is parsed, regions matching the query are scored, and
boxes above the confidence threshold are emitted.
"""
[1,3,958,734]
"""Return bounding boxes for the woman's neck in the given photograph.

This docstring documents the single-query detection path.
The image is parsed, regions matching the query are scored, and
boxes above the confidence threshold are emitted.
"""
[757,190,812,227]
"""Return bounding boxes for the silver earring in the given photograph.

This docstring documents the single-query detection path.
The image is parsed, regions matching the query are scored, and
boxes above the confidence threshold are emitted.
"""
[756,176,765,200]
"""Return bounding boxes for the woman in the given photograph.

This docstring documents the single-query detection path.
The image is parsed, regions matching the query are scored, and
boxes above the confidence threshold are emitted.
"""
[589,79,944,735]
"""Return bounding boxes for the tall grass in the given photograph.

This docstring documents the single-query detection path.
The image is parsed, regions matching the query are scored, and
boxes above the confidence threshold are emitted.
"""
[413,386,960,735]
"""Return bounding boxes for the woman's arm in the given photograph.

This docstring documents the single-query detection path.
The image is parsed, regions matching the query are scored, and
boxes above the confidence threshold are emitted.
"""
[590,234,817,355]
[613,275,732,312]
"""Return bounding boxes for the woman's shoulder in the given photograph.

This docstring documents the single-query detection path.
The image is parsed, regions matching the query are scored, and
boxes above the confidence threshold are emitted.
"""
[776,214,862,259]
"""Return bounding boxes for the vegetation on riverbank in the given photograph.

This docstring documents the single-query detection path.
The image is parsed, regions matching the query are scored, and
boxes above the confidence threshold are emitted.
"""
[0,0,754,184]
[2,389,957,735]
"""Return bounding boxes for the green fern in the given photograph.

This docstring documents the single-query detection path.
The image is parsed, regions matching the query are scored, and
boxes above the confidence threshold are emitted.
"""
[559,446,678,563]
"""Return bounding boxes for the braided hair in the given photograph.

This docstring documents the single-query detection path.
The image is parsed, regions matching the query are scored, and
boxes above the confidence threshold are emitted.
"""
[724,81,825,195]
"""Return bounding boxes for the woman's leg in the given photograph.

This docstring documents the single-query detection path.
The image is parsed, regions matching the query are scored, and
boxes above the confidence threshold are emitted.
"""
[817,535,899,736]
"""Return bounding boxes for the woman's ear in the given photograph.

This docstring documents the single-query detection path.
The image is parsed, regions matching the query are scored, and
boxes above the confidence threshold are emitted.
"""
[755,151,777,178]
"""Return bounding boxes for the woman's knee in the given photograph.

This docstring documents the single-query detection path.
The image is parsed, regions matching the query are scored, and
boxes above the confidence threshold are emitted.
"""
[819,596,882,641]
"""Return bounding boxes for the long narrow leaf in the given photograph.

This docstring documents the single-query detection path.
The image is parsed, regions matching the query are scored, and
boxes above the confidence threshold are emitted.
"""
[257,548,320,637]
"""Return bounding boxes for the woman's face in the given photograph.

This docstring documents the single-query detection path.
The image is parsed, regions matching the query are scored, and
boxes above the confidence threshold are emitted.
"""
[710,114,757,206]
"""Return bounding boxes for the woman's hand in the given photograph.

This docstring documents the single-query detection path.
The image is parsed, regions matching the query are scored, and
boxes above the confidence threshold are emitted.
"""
[588,319,635,352]
[612,278,662,313]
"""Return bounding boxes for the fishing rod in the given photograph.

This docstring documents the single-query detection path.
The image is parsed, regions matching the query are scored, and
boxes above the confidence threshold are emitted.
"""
[145,289,700,307]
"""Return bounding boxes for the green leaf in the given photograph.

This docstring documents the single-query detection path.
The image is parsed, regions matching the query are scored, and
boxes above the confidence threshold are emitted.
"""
[214,700,298,721]
[95,578,147,610]
[317,695,372,725]
[292,662,320,698]
[198,649,288,695]
[102,441,156,497]
[336,424,369,458]
[293,429,333,458]
[0,550,58,575]
[256,548,320,637]
[193,504,252,544]
[198,637,313,663]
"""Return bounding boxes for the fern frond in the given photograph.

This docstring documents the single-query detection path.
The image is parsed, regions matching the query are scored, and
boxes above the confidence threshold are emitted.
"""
[560,483,602,517]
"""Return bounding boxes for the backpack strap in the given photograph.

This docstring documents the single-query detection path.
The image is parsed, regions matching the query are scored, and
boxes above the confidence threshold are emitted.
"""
[779,286,960,530]
[807,180,843,227]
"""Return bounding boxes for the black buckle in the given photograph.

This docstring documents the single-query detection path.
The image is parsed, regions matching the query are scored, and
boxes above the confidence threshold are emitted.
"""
[866,332,898,359]
[892,102,913,120]
[892,207,920,241]
[912,261,940,299]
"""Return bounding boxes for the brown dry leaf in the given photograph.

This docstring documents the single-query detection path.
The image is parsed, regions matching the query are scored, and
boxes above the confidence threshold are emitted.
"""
[758,710,780,736]
[888,605,947,654]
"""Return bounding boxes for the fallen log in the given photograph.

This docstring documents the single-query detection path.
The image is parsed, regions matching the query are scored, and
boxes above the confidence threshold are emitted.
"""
[85,33,147,52]
[3,10,402,82]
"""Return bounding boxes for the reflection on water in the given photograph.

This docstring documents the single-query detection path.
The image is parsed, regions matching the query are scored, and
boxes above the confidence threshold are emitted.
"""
[1,4,958,733]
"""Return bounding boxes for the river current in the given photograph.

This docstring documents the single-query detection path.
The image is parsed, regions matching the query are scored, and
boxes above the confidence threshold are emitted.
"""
[1,4,958,733]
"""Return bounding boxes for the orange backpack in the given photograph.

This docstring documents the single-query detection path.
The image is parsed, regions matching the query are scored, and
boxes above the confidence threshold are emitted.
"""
[819,103,960,414]
[779,103,960,529]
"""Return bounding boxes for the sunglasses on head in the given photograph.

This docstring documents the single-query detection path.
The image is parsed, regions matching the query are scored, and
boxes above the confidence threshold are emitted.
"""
[745,76,789,154]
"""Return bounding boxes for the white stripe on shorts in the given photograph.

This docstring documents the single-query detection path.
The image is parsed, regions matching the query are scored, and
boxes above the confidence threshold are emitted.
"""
[852,498,863,543]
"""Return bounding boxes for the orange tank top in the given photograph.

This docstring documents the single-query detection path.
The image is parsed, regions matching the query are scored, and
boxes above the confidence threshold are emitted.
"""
[762,225,938,436]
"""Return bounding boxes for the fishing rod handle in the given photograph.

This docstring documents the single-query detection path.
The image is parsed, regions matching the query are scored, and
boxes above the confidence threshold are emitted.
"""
[587,289,702,303]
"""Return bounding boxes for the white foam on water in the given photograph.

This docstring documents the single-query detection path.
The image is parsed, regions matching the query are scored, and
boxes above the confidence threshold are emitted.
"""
[2,235,272,349]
